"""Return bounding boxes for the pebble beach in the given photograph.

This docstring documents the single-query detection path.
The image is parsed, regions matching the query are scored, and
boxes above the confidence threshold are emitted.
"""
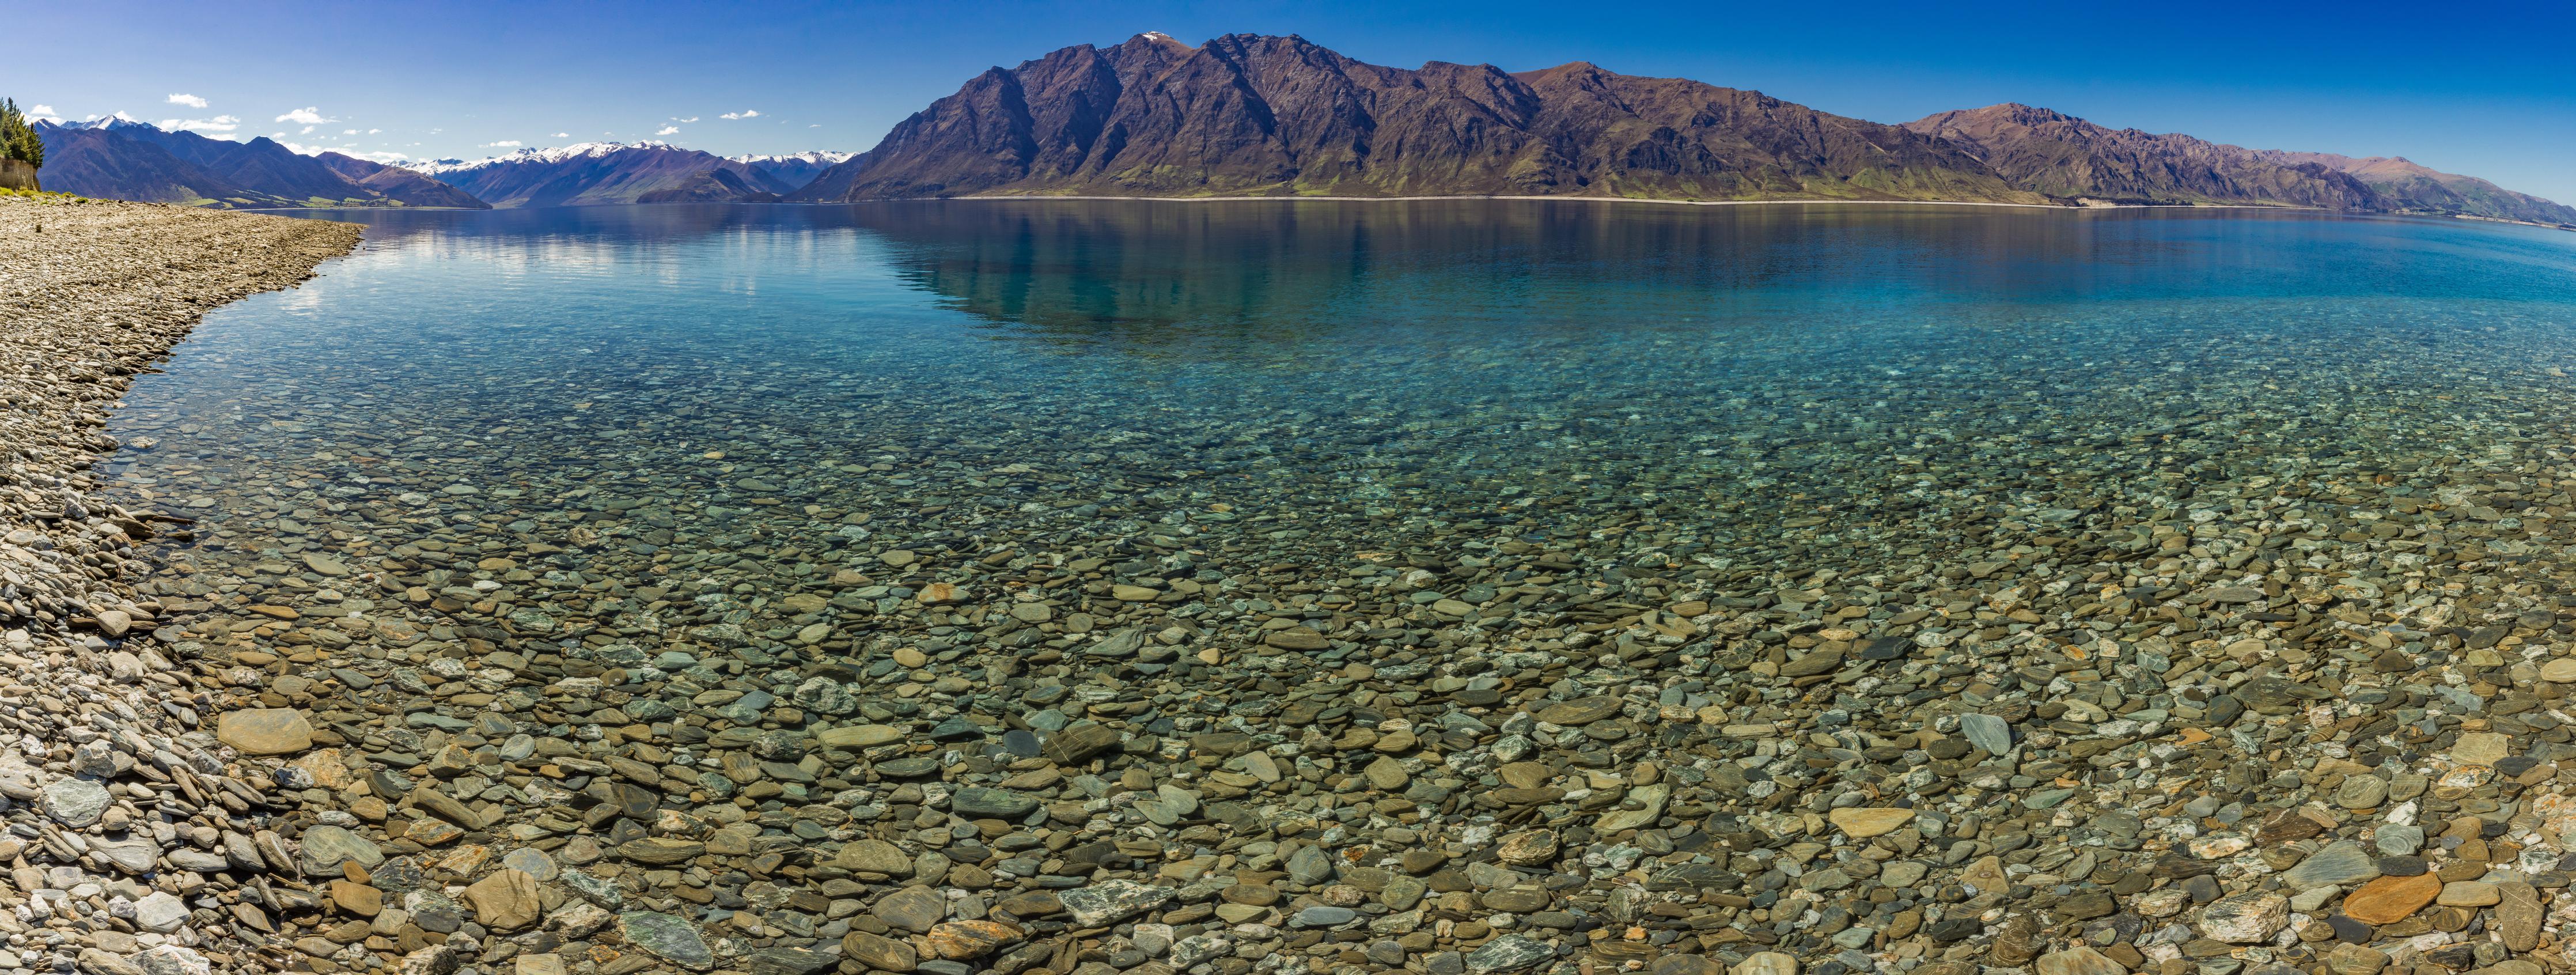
[0,196,359,975]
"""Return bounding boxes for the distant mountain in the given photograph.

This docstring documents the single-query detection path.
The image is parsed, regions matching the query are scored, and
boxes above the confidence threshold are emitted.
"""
[790,33,2046,205]
[638,167,783,203]
[404,142,793,207]
[33,124,272,206]
[1901,104,2380,209]
[32,119,490,209]
[2247,150,2576,225]
[729,151,854,191]
[312,152,490,209]
[1905,104,2576,225]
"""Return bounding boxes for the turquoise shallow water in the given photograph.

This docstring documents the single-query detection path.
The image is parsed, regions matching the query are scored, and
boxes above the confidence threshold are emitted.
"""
[95,201,2576,633]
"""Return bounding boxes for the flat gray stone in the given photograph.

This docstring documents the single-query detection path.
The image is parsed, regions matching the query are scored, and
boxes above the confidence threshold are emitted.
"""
[43,779,111,828]
[618,912,713,971]
[1465,935,1554,973]
[949,787,1038,818]
[1058,879,1174,927]
[1958,713,2013,756]
[2281,840,2380,891]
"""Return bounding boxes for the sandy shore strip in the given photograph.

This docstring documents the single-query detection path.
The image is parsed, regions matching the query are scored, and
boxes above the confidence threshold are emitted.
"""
[0,196,358,974]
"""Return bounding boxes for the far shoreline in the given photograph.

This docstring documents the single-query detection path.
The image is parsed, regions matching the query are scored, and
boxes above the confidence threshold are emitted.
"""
[231,195,2576,232]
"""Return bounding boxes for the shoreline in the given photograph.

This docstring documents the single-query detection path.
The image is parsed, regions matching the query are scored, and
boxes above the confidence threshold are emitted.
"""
[0,196,360,974]
[811,193,2328,213]
[234,195,2571,231]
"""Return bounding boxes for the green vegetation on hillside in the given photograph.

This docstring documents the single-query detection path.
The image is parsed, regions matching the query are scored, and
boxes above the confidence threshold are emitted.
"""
[1,99,43,168]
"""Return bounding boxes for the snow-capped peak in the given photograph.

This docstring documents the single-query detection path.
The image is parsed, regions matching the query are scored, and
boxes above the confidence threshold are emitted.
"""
[58,114,154,131]
[726,150,855,166]
[399,141,683,175]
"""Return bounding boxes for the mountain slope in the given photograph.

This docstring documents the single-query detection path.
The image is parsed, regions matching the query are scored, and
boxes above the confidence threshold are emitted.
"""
[105,126,369,203]
[1903,104,2576,225]
[790,33,2047,205]
[1901,104,2380,209]
[637,167,783,203]
[33,123,293,206]
[32,120,491,209]
[407,143,793,207]
[313,152,491,209]
[2250,150,2576,225]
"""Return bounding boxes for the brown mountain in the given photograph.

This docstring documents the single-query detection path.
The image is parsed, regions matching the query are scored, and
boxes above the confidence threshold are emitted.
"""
[1900,104,2380,209]
[792,35,2571,223]
[2248,150,2576,225]
[1906,104,2576,225]
[790,33,2047,205]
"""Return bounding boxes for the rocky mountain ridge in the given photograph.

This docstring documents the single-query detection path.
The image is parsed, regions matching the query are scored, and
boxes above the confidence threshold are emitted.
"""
[1903,104,2576,224]
[787,33,2570,227]
[790,33,2044,206]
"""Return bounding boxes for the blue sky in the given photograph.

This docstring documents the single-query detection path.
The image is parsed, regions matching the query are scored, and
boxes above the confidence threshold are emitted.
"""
[10,0,2574,201]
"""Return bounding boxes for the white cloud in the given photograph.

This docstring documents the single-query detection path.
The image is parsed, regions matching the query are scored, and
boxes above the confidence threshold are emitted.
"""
[485,140,522,148]
[655,125,680,135]
[300,125,316,134]
[280,141,324,155]
[342,129,357,135]
[719,109,761,120]
[155,114,240,134]
[368,128,381,134]
[30,104,56,116]
[347,150,410,162]
[166,93,208,108]
[551,132,568,138]
[275,107,334,124]
[678,116,699,123]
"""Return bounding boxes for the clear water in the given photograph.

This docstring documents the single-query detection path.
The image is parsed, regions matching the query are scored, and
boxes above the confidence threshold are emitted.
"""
[98,202,2576,644]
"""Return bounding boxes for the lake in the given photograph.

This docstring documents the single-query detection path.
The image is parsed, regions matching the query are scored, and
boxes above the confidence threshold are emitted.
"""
[93,201,2576,966]
[105,202,2576,613]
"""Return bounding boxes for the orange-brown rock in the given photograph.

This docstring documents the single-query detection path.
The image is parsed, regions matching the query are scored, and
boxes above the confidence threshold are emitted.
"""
[923,920,1021,960]
[2342,872,2442,925]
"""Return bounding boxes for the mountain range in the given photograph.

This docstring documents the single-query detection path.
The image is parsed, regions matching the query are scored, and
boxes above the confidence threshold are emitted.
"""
[400,142,804,208]
[787,32,2572,226]
[29,33,2573,226]
[35,118,487,209]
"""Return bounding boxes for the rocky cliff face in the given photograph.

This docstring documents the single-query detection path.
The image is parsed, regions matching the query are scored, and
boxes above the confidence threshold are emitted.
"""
[790,33,2047,205]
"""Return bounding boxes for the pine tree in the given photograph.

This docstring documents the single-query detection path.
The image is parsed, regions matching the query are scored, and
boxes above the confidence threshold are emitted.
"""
[0,99,44,169]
